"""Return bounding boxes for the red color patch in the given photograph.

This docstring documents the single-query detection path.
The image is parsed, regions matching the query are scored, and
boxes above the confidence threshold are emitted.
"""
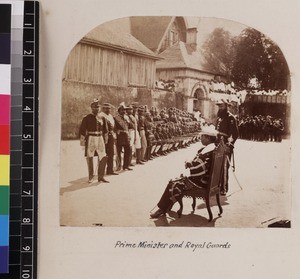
[0,125,10,154]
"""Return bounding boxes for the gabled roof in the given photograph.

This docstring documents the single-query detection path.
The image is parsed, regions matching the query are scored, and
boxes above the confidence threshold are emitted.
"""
[130,16,174,52]
[156,41,223,75]
[81,25,159,60]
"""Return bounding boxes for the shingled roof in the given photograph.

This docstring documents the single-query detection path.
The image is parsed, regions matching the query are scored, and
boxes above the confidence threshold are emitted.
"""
[81,25,159,60]
[156,41,222,75]
[130,16,173,52]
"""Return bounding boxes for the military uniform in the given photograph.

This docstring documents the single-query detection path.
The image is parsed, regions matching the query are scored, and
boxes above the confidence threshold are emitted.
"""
[114,110,131,170]
[131,103,143,164]
[145,115,155,160]
[99,103,117,175]
[215,106,239,194]
[273,119,284,142]
[138,107,148,161]
[79,101,108,182]
[154,143,215,214]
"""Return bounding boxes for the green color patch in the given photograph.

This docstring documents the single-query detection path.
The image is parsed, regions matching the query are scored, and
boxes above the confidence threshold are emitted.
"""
[0,186,9,215]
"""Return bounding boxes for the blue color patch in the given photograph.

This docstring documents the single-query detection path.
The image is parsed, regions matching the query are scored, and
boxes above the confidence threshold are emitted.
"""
[0,215,9,246]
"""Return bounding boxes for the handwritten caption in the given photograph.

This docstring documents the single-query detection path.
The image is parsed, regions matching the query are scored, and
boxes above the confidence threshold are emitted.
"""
[114,241,231,252]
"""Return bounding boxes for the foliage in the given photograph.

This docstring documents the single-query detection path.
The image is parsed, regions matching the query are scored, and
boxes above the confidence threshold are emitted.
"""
[202,27,236,78]
[231,28,289,90]
[202,27,290,90]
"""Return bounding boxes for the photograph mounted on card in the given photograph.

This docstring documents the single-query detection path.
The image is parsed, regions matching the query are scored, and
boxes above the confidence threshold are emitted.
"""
[59,16,291,228]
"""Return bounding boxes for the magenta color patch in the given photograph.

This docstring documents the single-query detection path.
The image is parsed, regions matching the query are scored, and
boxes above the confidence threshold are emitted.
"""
[0,95,10,125]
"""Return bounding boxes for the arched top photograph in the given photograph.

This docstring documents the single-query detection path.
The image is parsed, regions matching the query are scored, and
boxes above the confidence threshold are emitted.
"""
[60,16,291,228]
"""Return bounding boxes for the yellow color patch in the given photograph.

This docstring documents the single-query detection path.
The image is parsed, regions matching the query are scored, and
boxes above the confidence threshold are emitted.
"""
[0,155,10,185]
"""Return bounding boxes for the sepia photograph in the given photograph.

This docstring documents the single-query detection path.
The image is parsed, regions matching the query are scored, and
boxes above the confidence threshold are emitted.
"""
[59,16,291,228]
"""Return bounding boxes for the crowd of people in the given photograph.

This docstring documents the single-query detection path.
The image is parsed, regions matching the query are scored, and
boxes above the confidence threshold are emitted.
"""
[79,100,202,184]
[247,89,290,96]
[209,81,290,105]
[238,115,284,142]
[154,78,290,108]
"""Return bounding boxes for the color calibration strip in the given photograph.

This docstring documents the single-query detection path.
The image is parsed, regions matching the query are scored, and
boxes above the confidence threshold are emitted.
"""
[0,3,12,274]
[0,2,39,278]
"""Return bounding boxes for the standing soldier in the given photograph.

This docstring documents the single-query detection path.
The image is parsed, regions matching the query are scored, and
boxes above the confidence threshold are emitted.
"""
[145,111,155,160]
[138,106,148,162]
[274,118,284,142]
[263,115,272,141]
[114,104,132,171]
[79,99,109,183]
[131,103,143,165]
[215,99,239,195]
[238,117,245,139]
[125,105,136,166]
[99,103,118,175]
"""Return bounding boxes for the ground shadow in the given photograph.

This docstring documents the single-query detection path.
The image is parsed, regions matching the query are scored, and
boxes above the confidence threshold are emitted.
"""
[60,177,100,195]
[152,196,230,227]
[60,169,130,195]
[194,196,230,210]
[154,210,222,227]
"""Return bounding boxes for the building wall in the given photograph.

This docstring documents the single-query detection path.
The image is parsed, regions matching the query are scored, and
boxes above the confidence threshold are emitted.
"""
[63,42,156,89]
[61,81,176,139]
[156,68,214,83]
[156,68,216,119]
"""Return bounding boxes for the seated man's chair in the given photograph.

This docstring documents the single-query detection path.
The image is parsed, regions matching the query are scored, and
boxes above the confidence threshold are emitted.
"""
[176,140,226,222]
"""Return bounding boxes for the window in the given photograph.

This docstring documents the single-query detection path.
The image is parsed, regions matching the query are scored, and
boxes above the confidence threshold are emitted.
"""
[170,30,177,46]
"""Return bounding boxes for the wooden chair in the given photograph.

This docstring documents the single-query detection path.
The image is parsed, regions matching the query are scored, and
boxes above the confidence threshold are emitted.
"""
[176,140,226,222]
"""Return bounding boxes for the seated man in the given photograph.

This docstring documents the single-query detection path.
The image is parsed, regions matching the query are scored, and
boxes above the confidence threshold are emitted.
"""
[150,125,218,218]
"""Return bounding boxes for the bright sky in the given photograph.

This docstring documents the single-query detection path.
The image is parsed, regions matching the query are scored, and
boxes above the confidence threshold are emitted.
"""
[186,17,247,49]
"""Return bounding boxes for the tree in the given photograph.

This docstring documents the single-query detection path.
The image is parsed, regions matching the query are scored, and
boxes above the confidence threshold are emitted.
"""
[201,28,236,78]
[231,28,290,90]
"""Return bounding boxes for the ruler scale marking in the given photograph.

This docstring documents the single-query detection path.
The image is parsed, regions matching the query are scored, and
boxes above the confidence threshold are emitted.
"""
[0,2,38,278]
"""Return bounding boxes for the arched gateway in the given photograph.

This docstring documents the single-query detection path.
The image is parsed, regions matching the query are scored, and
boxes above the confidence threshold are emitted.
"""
[190,82,213,120]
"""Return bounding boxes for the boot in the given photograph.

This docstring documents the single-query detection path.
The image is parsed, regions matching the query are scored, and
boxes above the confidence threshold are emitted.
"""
[86,157,94,183]
[136,148,144,164]
[128,147,133,166]
[98,156,109,183]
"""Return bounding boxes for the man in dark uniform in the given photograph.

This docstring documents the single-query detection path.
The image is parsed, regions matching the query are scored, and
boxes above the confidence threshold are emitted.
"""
[138,106,148,162]
[273,118,284,142]
[153,124,163,156]
[150,126,218,218]
[99,103,118,175]
[144,112,155,160]
[114,104,132,171]
[215,99,239,195]
[263,115,272,141]
[79,99,109,183]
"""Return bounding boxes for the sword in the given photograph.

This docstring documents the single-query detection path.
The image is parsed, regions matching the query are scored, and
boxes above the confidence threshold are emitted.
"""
[227,150,243,191]
[232,149,235,172]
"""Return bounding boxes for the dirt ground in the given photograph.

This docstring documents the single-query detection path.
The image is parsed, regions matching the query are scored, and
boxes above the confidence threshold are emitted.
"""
[59,139,291,228]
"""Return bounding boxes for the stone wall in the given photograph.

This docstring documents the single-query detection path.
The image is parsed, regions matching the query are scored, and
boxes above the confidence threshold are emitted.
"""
[61,81,176,139]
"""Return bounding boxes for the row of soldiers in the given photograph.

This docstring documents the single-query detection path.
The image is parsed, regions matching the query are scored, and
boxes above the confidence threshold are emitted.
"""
[238,115,284,142]
[79,99,201,183]
[141,106,200,154]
